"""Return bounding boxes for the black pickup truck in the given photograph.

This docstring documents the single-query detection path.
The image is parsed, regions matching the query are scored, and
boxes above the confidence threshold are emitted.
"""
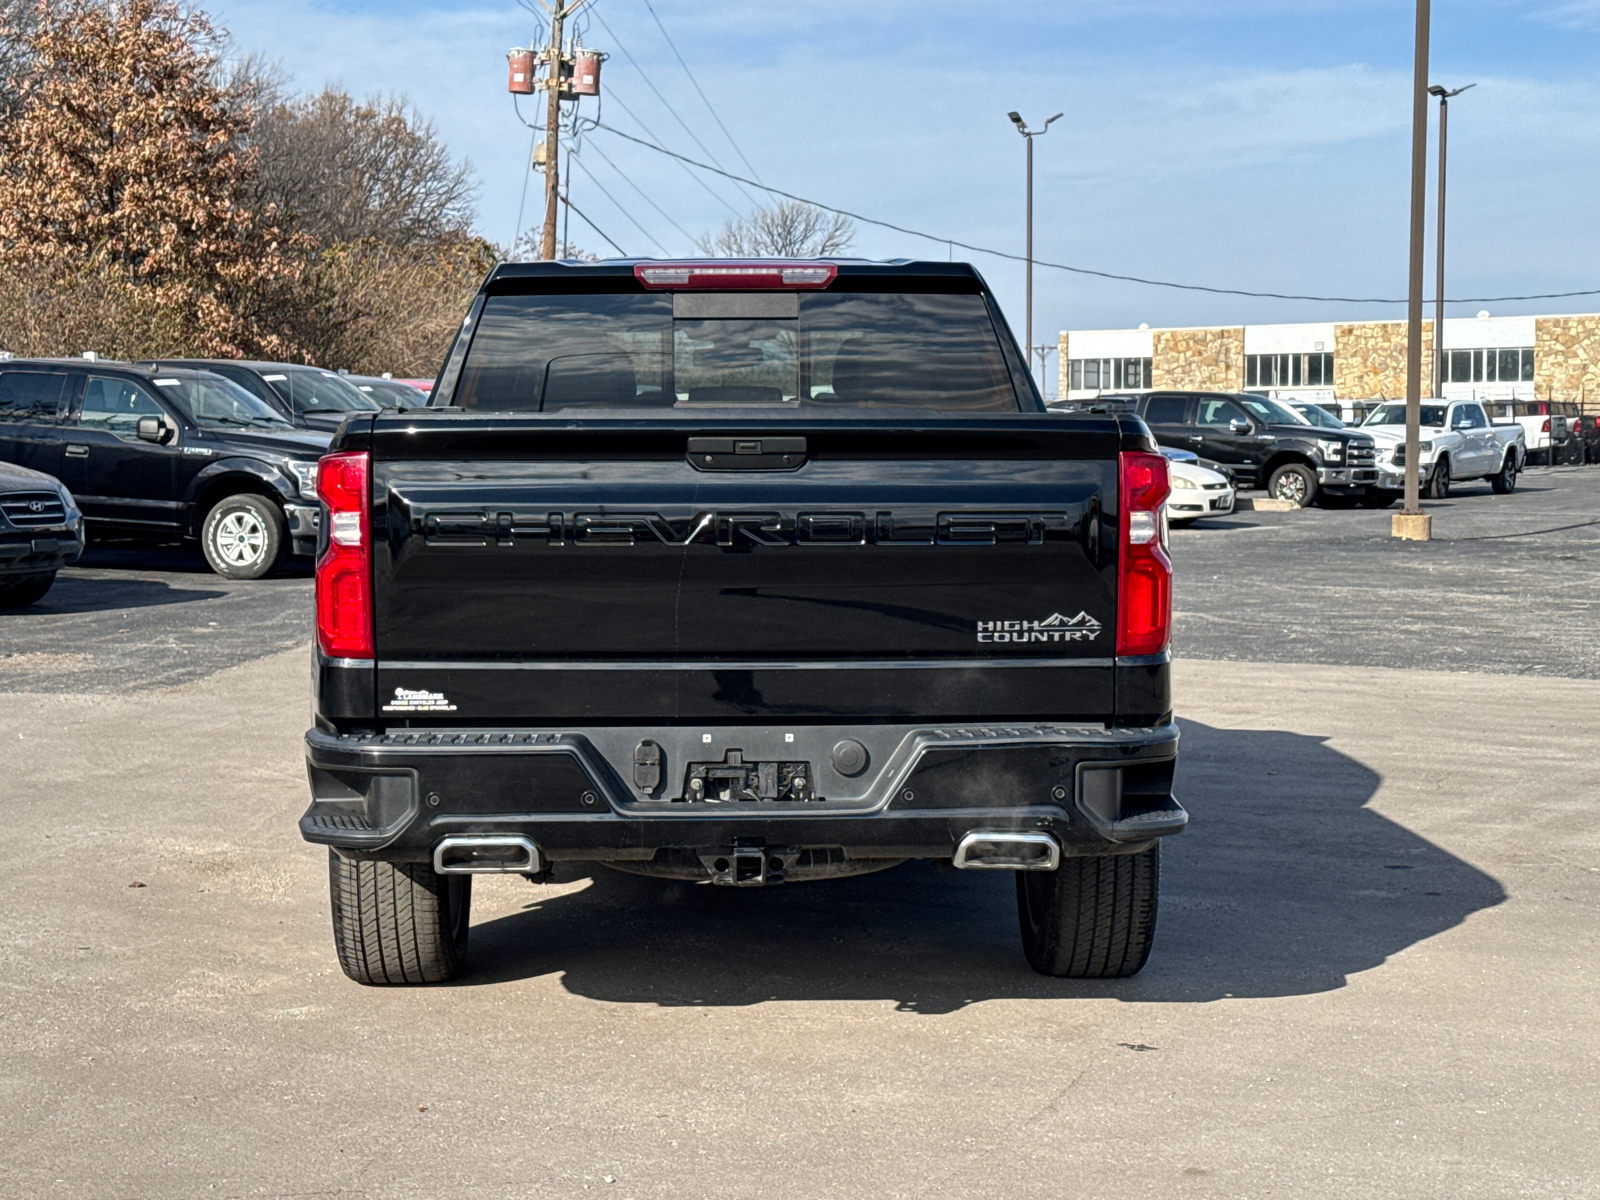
[1107,390,1378,506]
[299,259,1187,985]
[0,359,329,577]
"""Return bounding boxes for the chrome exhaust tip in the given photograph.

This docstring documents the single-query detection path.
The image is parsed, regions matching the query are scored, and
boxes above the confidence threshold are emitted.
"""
[951,830,1060,871]
[433,835,541,875]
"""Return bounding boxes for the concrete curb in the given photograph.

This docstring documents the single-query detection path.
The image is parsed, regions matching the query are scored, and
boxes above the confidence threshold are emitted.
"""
[1235,497,1300,512]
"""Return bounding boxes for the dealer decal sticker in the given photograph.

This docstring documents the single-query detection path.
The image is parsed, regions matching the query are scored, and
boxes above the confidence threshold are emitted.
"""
[382,686,458,713]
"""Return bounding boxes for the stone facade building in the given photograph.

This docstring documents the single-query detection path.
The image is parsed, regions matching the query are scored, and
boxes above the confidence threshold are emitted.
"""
[1058,312,1600,409]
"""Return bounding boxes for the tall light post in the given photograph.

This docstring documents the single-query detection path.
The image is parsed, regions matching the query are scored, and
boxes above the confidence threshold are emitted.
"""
[1428,82,1475,395]
[1393,0,1432,541]
[1008,110,1062,388]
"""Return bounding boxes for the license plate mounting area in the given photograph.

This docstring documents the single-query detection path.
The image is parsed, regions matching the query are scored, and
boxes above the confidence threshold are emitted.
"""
[686,750,818,802]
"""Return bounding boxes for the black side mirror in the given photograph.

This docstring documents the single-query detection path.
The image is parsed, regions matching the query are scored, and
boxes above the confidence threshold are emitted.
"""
[136,415,172,444]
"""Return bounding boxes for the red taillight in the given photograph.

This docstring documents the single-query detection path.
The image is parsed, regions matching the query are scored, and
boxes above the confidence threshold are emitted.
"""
[633,261,837,290]
[316,451,373,659]
[1542,418,1551,432]
[1118,451,1173,658]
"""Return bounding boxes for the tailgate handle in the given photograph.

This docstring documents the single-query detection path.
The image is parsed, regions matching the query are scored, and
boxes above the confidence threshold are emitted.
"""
[688,437,806,472]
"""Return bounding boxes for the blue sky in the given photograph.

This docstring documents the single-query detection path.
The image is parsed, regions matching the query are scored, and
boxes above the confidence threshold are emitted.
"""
[208,0,1600,351]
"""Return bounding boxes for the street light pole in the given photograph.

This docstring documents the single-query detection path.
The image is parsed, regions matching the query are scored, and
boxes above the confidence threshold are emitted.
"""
[1428,83,1475,397]
[1008,111,1062,389]
[1393,0,1432,541]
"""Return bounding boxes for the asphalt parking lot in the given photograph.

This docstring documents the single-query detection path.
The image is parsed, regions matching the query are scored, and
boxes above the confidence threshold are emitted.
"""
[2,467,1598,1198]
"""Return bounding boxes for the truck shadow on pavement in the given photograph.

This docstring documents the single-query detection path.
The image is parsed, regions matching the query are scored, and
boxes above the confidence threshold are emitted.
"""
[466,718,1506,1010]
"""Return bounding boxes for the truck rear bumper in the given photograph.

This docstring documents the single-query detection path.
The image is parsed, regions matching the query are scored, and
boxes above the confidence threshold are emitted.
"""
[301,721,1184,865]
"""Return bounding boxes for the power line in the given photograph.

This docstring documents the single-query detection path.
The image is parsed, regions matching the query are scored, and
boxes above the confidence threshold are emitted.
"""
[511,126,538,249]
[569,150,671,254]
[583,136,697,246]
[594,121,1600,307]
[600,82,742,217]
[587,5,762,208]
[561,193,627,256]
[640,0,763,183]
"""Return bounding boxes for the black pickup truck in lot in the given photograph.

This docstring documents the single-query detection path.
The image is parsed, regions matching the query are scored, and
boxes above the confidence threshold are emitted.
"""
[299,259,1187,984]
[1109,390,1379,506]
[0,359,329,577]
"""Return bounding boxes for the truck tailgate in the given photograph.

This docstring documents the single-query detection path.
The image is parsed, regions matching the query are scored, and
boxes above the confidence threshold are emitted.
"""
[368,417,1120,723]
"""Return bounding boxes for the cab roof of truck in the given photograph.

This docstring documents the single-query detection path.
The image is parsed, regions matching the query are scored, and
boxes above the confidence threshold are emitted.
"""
[485,258,987,287]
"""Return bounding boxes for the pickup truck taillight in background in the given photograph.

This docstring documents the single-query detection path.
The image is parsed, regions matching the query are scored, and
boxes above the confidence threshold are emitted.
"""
[1117,450,1172,657]
[315,450,373,659]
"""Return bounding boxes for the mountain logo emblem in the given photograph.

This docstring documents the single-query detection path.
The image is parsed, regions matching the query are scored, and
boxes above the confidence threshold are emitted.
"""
[976,612,1102,644]
[1036,612,1101,629]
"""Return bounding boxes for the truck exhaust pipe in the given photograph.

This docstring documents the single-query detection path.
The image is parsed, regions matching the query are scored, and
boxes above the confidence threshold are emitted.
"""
[433,835,541,875]
[951,831,1060,871]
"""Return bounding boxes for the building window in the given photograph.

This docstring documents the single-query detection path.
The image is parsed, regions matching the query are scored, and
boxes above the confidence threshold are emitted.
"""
[1069,357,1152,390]
[1246,353,1334,389]
[1441,347,1534,385]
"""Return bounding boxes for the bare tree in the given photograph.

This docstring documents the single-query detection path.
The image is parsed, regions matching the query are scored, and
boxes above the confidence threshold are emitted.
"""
[251,87,476,250]
[0,0,61,122]
[217,49,287,129]
[509,228,599,262]
[696,199,854,258]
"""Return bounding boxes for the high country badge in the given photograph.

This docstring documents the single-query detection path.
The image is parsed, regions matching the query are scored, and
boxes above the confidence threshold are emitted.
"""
[977,612,1102,644]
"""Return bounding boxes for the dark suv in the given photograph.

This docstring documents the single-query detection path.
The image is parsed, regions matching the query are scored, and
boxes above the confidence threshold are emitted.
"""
[1116,390,1378,506]
[0,359,330,578]
[141,359,380,432]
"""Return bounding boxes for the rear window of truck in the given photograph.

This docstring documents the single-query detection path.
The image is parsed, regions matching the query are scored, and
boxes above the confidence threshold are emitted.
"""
[450,290,1020,414]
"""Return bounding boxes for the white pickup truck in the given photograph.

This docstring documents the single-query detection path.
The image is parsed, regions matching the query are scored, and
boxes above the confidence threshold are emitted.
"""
[1361,400,1526,501]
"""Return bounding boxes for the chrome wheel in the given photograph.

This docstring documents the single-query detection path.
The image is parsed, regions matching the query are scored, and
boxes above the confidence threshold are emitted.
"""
[1267,464,1318,508]
[213,509,267,567]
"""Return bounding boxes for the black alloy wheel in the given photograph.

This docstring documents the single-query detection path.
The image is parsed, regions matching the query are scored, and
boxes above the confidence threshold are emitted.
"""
[1490,452,1518,495]
[1427,458,1452,500]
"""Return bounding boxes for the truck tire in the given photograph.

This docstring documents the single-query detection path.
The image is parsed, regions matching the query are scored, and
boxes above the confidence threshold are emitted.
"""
[328,851,471,985]
[1266,463,1317,507]
[1016,844,1159,978]
[1427,457,1451,500]
[201,494,284,580]
[0,571,56,607]
[1490,452,1518,494]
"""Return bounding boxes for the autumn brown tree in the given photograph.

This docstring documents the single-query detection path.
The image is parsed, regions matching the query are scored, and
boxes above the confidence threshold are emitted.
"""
[0,0,306,358]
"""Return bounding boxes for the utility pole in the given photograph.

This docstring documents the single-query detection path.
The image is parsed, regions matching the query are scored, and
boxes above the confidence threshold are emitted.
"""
[1429,82,1475,397]
[1008,111,1062,375]
[1393,0,1432,541]
[508,1,600,260]
[539,2,569,260]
